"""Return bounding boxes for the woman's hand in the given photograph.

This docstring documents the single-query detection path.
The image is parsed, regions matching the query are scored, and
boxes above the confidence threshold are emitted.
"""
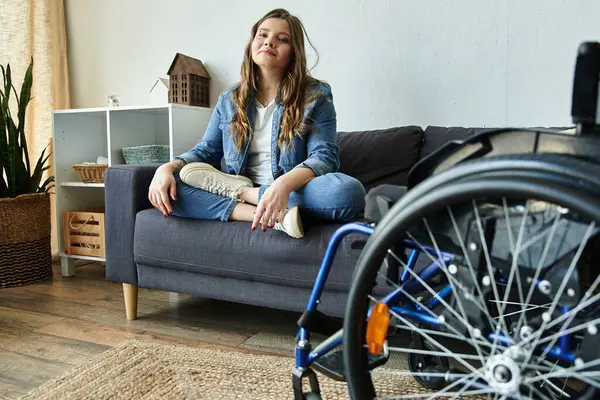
[149,164,177,217]
[252,179,291,232]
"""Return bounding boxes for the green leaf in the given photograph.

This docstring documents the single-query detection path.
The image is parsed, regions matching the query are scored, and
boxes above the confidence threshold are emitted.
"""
[17,59,32,176]
[0,59,50,198]
[0,168,7,197]
[0,79,8,173]
[3,64,11,114]
[6,110,20,196]
[0,66,10,180]
[30,146,50,191]
[37,174,54,193]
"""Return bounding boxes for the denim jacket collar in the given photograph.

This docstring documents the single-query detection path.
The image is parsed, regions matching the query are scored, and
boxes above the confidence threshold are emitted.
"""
[174,80,339,181]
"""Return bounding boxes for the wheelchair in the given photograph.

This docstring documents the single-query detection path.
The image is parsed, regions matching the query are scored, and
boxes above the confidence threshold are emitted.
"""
[292,42,600,399]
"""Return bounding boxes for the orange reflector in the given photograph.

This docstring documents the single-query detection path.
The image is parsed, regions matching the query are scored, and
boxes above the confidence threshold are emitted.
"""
[366,302,390,355]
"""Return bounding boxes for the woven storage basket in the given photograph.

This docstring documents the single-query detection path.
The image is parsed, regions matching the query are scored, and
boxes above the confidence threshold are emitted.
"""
[0,193,52,288]
[122,145,170,165]
[73,164,109,183]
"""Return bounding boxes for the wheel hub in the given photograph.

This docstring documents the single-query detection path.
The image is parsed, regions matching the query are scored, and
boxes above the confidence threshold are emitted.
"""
[484,354,521,396]
[493,365,512,383]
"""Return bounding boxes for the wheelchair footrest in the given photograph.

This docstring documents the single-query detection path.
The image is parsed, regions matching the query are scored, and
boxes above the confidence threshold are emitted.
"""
[312,348,389,382]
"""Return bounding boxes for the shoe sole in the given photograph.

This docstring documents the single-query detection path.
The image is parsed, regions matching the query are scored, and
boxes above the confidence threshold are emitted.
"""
[180,162,253,188]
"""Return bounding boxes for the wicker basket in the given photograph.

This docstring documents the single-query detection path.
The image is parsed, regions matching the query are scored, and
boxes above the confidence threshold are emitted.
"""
[122,145,170,165]
[73,164,109,183]
[0,193,52,288]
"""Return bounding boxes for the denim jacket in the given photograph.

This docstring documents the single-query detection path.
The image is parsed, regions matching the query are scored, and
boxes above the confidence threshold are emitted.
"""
[174,81,340,180]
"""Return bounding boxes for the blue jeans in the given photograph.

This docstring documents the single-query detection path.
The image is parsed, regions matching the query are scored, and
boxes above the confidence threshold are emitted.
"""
[171,172,366,222]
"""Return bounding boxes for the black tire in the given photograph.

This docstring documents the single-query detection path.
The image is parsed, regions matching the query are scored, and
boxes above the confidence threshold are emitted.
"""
[303,393,322,400]
[407,340,449,390]
[343,155,600,399]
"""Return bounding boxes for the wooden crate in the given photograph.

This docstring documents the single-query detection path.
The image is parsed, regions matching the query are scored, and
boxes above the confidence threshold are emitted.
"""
[63,210,105,258]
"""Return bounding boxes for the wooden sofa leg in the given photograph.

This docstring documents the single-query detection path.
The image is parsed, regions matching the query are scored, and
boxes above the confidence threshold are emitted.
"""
[123,283,138,320]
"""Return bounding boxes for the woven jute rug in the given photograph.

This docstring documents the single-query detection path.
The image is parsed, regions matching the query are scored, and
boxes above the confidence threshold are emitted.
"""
[20,339,433,399]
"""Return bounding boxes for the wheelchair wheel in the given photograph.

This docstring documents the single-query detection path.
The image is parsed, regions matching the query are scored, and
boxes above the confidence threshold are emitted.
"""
[343,155,600,399]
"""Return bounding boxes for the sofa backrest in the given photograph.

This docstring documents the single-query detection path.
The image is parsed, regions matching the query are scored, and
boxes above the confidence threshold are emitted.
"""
[337,124,576,190]
[337,126,423,191]
[421,125,576,159]
[420,126,487,159]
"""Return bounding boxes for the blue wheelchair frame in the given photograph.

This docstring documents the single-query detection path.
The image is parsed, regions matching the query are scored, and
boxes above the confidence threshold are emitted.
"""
[293,220,578,396]
[291,41,600,398]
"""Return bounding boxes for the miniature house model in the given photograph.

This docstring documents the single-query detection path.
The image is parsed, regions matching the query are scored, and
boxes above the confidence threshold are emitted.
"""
[149,77,169,105]
[167,53,211,107]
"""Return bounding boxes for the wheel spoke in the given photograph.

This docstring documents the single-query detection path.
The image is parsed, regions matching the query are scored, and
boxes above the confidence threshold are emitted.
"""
[536,372,572,399]
[373,370,467,379]
[530,373,600,394]
[472,199,511,353]
[521,221,596,368]
[376,386,493,400]
[390,318,505,354]
[384,307,484,377]
[420,368,487,399]
[526,357,600,385]
[386,246,490,349]
[498,201,530,336]
[389,243,493,331]
[447,206,499,333]
[379,367,485,399]
[537,236,600,360]
[450,373,487,399]
[522,382,554,400]
[400,229,507,356]
[385,345,481,361]
[422,217,487,366]
[514,208,563,340]
[491,302,551,320]
[535,315,600,348]
[519,289,600,348]
[375,260,498,359]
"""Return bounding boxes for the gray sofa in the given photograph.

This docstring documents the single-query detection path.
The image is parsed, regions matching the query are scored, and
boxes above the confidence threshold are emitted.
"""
[103,125,491,320]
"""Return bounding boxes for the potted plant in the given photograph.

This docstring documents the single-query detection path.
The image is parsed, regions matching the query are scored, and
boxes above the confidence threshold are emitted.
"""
[0,59,54,288]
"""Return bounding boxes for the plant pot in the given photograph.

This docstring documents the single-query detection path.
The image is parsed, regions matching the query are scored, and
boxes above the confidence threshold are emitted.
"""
[0,193,53,288]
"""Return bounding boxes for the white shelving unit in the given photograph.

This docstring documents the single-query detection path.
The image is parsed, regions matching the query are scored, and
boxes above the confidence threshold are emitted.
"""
[52,103,213,276]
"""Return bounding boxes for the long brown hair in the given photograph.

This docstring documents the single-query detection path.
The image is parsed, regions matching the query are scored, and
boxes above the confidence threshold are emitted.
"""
[231,8,322,150]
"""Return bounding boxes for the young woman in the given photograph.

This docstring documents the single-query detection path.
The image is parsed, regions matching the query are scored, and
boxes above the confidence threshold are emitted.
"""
[148,8,366,238]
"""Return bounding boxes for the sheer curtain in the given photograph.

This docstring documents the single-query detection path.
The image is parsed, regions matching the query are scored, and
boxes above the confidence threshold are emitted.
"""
[0,0,71,256]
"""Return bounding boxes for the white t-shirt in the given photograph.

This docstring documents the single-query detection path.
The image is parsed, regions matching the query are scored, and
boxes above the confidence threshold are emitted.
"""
[246,99,276,185]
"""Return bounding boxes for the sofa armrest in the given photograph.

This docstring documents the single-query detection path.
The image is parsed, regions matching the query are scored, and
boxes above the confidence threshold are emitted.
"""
[104,164,159,284]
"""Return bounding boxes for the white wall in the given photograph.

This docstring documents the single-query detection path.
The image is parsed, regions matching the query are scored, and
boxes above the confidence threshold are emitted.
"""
[64,0,600,131]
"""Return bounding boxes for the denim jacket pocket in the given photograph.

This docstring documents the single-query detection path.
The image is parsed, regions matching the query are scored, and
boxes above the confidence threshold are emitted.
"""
[278,152,295,167]
[220,122,242,162]
[279,136,307,167]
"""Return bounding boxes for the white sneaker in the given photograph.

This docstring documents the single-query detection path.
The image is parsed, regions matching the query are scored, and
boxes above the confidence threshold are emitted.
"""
[180,162,253,200]
[273,206,304,239]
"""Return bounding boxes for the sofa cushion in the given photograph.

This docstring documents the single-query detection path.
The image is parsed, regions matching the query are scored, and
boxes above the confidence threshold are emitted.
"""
[133,209,367,293]
[337,126,424,190]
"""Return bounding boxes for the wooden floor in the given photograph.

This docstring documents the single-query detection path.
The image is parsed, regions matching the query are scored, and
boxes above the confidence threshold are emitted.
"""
[0,262,307,399]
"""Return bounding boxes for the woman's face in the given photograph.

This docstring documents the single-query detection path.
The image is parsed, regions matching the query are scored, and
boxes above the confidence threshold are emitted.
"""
[251,18,293,74]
